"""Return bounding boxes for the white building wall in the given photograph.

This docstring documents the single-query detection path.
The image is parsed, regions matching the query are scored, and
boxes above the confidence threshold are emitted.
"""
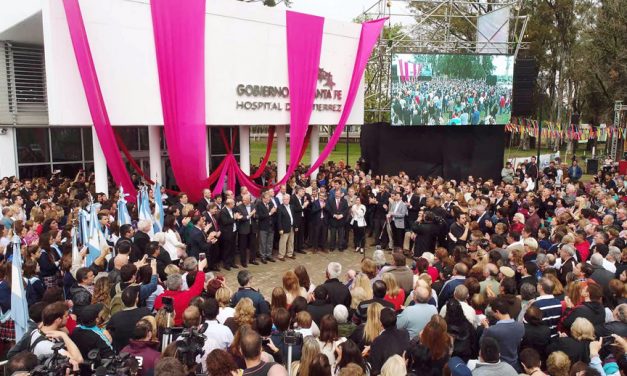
[0,128,18,177]
[43,0,365,127]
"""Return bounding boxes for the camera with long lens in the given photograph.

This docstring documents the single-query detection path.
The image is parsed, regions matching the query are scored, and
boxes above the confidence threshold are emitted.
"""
[175,323,208,372]
[283,329,303,346]
[31,342,73,376]
[87,349,138,376]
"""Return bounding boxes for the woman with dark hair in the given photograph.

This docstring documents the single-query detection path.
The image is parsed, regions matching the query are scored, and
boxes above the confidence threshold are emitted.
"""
[405,341,440,376]
[308,353,332,376]
[41,218,59,235]
[444,299,477,362]
[38,232,61,288]
[499,277,522,318]
[205,349,240,376]
[520,305,551,361]
[23,258,45,305]
[294,265,315,294]
[316,315,346,366]
[271,287,288,316]
[419,315,452,371]
[334,339,369,375]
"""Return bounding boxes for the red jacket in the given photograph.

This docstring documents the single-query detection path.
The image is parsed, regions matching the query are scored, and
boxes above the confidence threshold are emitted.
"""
[154,271,205,325]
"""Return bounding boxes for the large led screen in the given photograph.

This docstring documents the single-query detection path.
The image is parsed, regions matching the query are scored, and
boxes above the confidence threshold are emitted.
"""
[391,54,514,126]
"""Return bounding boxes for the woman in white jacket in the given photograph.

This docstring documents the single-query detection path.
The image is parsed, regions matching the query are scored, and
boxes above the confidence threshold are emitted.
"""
[350,197,367,254]
[162,216,186,262]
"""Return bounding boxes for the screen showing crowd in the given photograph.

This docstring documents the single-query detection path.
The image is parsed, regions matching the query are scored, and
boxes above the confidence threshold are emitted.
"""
[390,53,514,126]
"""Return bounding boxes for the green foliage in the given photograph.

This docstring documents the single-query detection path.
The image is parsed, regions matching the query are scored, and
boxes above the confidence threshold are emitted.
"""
[431,54,495,79]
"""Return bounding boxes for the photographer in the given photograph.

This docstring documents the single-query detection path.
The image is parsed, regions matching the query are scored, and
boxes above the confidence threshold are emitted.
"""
[29,301,83,364]
[240,330,288,376]
[411,211,440,258]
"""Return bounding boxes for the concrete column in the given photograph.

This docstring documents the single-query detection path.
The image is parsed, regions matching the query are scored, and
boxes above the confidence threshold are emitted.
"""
[239,125,250,175]
[277,125,287,179]
[148,126,162,184]
[310,125,320,180]
[91,126,108,196]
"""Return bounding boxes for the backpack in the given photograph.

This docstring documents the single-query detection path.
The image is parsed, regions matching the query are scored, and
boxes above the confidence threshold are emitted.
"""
[110,282,140,316]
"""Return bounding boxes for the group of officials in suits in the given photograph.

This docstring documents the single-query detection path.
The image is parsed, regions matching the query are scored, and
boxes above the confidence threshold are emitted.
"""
[183,184,356,272]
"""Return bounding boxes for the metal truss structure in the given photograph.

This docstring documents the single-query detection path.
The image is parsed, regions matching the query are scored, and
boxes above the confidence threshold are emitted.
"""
[361,0,530,122]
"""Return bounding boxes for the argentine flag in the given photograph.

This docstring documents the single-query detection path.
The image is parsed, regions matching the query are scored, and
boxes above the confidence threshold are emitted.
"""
[153,182,164,233]
[10,235,29,341]
[138,188,154,237]
[78,209,89,246]
[85,204,104,266]
[117,187,131,226]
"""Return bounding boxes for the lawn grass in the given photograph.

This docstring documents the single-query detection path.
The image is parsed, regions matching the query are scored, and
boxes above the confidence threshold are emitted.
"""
[249,139,362,166]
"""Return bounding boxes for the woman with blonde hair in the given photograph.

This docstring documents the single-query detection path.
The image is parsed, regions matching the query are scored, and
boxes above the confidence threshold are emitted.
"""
[547,317,595,364]
[141,315,159,342]
[348,302,383,351]
[360,258,377,280]
[546,351,571,376]
[283,270,307,305]
[224,297,256,334]
[380,355,407,376]
[382,273,405,311]
[215,287,235,324]
[290,336,321,376]
[350,287,367,311]
[350,273,373,300]
[92,277,112,324]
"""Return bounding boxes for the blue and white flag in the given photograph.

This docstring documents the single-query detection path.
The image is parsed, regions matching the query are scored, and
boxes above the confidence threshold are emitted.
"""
[117,186,131,226]
[153,182,164,233]
[138,187,154,237]
[10,235,29,341]
[86,203,104,266]
[78,209,89,246]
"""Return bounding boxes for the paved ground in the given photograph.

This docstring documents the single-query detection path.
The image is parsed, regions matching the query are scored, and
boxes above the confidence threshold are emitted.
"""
[215,244,385,298]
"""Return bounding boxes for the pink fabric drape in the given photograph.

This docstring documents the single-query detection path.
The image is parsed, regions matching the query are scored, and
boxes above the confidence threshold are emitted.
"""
[275,11,324,187]
[307,18,387,176]
[62,0,137,201]
[404,61,409,83]
[413,62,417,79]
[398,59,404,82]
[150,0,208,202]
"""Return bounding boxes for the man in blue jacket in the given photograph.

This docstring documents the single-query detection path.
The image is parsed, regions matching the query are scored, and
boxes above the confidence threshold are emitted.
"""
[231,270,270,315]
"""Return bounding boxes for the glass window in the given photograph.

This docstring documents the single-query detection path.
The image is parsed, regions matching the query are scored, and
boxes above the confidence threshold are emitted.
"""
[233,129,240,154]
[83,128,93,161]
[210,128,228,155]
[16,128,50,163]
[138,127,149,151]
[19,165,51,179]
[116,128,139,151]
[52,163,83,178]
[51,128,82,162]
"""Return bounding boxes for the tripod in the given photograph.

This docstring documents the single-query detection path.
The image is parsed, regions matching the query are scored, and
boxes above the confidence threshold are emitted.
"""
[161,310,174,353]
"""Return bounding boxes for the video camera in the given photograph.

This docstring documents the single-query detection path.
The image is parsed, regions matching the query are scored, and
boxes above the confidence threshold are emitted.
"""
[283,329,303,346]
[175,323,208,370]
[86,349,137,376]
[31,342,73,376]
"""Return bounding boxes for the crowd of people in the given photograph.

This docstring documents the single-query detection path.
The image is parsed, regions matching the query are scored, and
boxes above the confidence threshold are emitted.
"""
[391,78,512,126]
[0,157,625,376]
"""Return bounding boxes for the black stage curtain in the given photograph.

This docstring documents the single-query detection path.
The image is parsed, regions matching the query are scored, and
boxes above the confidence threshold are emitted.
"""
[360,123,504,181]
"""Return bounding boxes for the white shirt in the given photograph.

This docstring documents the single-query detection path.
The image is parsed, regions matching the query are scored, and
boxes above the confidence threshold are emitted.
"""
[284,204,293,226]
[202,320,234,350]
[163,229,184,261]
[603,258,617,274]
[217,307,235,324]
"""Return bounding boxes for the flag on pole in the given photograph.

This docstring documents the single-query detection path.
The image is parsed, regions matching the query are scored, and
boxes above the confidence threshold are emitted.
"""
[78,209,89,246]
[86,203,104,266]
[138,187,154,237]
[10,235,29,341]
[117,186,131,226]
[153,182,164,233]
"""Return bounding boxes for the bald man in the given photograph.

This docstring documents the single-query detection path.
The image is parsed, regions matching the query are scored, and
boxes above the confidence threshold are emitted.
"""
[396,286,437,338]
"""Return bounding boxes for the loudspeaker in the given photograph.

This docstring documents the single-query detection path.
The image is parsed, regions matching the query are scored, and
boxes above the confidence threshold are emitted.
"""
[512,58,538,116]
[587,158,599,175]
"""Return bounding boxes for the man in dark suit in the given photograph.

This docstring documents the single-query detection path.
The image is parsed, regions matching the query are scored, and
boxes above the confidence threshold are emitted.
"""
[403,186,421,226]
[235,194,258,267]
[255,192,276,264]
[134,220,152,256]
[373,185,391,247]
[219,198,240,271]
[369,308,410,375]
[186,215,212,265]
[203,203,221,271]
[309,192,328,253]
[291,187,309,254]
[196,189,213,213]
[326,189,348,252]
[277,194,296,261]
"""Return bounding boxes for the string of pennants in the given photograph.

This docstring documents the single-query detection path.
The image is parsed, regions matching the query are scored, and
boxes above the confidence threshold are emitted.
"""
[505,117,625,141]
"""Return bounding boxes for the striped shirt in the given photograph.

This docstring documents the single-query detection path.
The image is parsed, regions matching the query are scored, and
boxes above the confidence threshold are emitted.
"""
[531,295,562,337]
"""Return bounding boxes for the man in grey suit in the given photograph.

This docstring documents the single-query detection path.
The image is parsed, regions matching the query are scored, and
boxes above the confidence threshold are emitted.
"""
[387,192,407,249]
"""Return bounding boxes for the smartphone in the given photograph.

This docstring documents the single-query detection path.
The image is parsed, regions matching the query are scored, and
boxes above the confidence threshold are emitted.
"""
[199,253,206,261]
